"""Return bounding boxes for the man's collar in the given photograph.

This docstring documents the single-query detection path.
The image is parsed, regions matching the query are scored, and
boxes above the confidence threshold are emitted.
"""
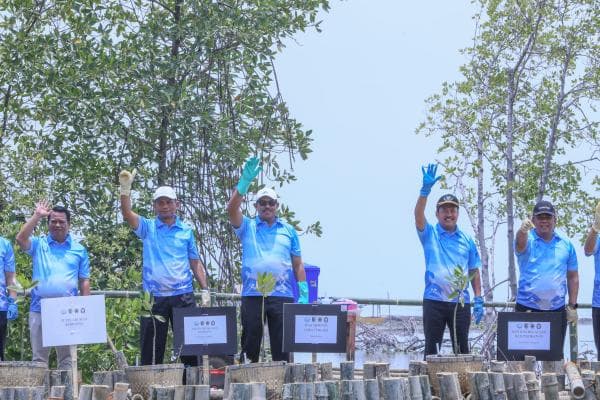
[156,216,181,228]
[435,223,460,236]
[47,233,72,245]
[532,229,557,242]
[255,215,280,227]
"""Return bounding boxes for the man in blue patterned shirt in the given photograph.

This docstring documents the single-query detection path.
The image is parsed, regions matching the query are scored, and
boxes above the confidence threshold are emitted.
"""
[415,164,483,356]
[516,200,578,350]
[227,157,308,363]
[16,200,90,369]
[0,235,17,361]
[119,170,208,365]
[584,201,600,360]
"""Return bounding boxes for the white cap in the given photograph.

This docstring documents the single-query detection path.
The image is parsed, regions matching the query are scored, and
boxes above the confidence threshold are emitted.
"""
[255,187,278,201]
[153,186,177,201]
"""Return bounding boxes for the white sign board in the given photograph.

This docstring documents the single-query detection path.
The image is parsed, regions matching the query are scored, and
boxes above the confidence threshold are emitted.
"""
[41,295,107,346]
[294,315,338,344]
[507,321,551,350]
[183,315,227,345]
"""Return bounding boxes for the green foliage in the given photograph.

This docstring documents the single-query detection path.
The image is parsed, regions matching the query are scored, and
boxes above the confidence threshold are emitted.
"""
[0,0,327,377]
[256,272,276,298]
[256,271,275,361]
[418,0,600,303]
[447,265,475,355]
[447,266,476,308]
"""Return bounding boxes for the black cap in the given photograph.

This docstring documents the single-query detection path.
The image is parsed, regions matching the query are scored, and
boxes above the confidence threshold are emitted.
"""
[533,200,555,216]
[437,194,459,208]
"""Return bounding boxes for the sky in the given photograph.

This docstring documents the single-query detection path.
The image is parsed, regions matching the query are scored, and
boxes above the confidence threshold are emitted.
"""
[270,0,597,311]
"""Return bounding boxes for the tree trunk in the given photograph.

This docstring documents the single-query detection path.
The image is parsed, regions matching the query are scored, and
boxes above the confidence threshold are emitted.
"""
[320,362,333,380]
[476,135,492,307]
[364,379,379,400]
[437,372,462,400]
[541,373,560,400]
[564,361,585,399]
[340,362,355,381]
[229,382,266,400]
[340,380,366,400]
[506,66,517,301]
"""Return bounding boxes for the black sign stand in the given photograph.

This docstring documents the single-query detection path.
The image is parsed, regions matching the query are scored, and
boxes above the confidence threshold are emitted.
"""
[497,311,564,361]
[173,306,237,356]
[283,304,347,353]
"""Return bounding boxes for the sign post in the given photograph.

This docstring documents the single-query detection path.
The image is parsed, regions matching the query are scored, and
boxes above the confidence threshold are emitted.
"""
[41,295,108,400]
[172,306,237,355]
[497,311,564,361]
[282,304,347,355]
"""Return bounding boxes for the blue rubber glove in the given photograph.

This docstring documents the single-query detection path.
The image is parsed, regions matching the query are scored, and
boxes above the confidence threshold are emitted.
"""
[297,281,309,304]
[236,157,262,196]
[420,163,441,197]
[473,296,484,324]
[7,297,18,321]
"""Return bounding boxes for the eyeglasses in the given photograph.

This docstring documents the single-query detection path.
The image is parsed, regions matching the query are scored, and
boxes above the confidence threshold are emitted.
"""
[257,199,277,207]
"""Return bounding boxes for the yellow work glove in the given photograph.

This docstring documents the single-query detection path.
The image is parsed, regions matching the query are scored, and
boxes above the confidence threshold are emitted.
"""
[592,202,600,233]
[566,304,578,323]
[119,169,137,196]
[518,218,534,234]
[200,289,211,307]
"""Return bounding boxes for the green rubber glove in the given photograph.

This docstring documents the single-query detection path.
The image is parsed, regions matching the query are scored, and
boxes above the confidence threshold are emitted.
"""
[236,157,262,195]
[297,281,309,304]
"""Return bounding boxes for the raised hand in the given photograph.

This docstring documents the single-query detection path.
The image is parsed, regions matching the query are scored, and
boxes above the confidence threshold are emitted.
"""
[519,218,534,233]
[119,168,137,196]
[236,157,262,195]
[34,200,51,218]
[420,163,442,197]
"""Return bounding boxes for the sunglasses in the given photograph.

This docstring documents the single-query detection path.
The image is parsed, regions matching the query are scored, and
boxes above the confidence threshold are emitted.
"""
[257,199,277,207]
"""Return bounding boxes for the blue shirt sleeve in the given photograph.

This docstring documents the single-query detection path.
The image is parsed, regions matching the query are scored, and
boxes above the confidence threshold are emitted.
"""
[234,216,249,239]
[79,247,91,279]
[2,240,15,273]
[416,221,432,244]
[134,216,150,239]
[25,236,40,256]
[290,227,301,257]
[187,231,200,260]
[567,241,578,271]
[468,236,482,270]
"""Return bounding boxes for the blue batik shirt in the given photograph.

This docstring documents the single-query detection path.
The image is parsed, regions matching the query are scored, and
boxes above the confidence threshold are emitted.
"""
[0,237,16,312]
[135,216,199,297]
[417,222,481,304]
[26,234,90,313]
[235,215,301,298]
[515,229,577,310]
[589,237,600,308]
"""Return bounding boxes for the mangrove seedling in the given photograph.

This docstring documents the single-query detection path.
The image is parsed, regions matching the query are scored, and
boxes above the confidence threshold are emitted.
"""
[256,272,276,362]
[140,292,166,365]
[7,274,38,360]
[447,265,476,355]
